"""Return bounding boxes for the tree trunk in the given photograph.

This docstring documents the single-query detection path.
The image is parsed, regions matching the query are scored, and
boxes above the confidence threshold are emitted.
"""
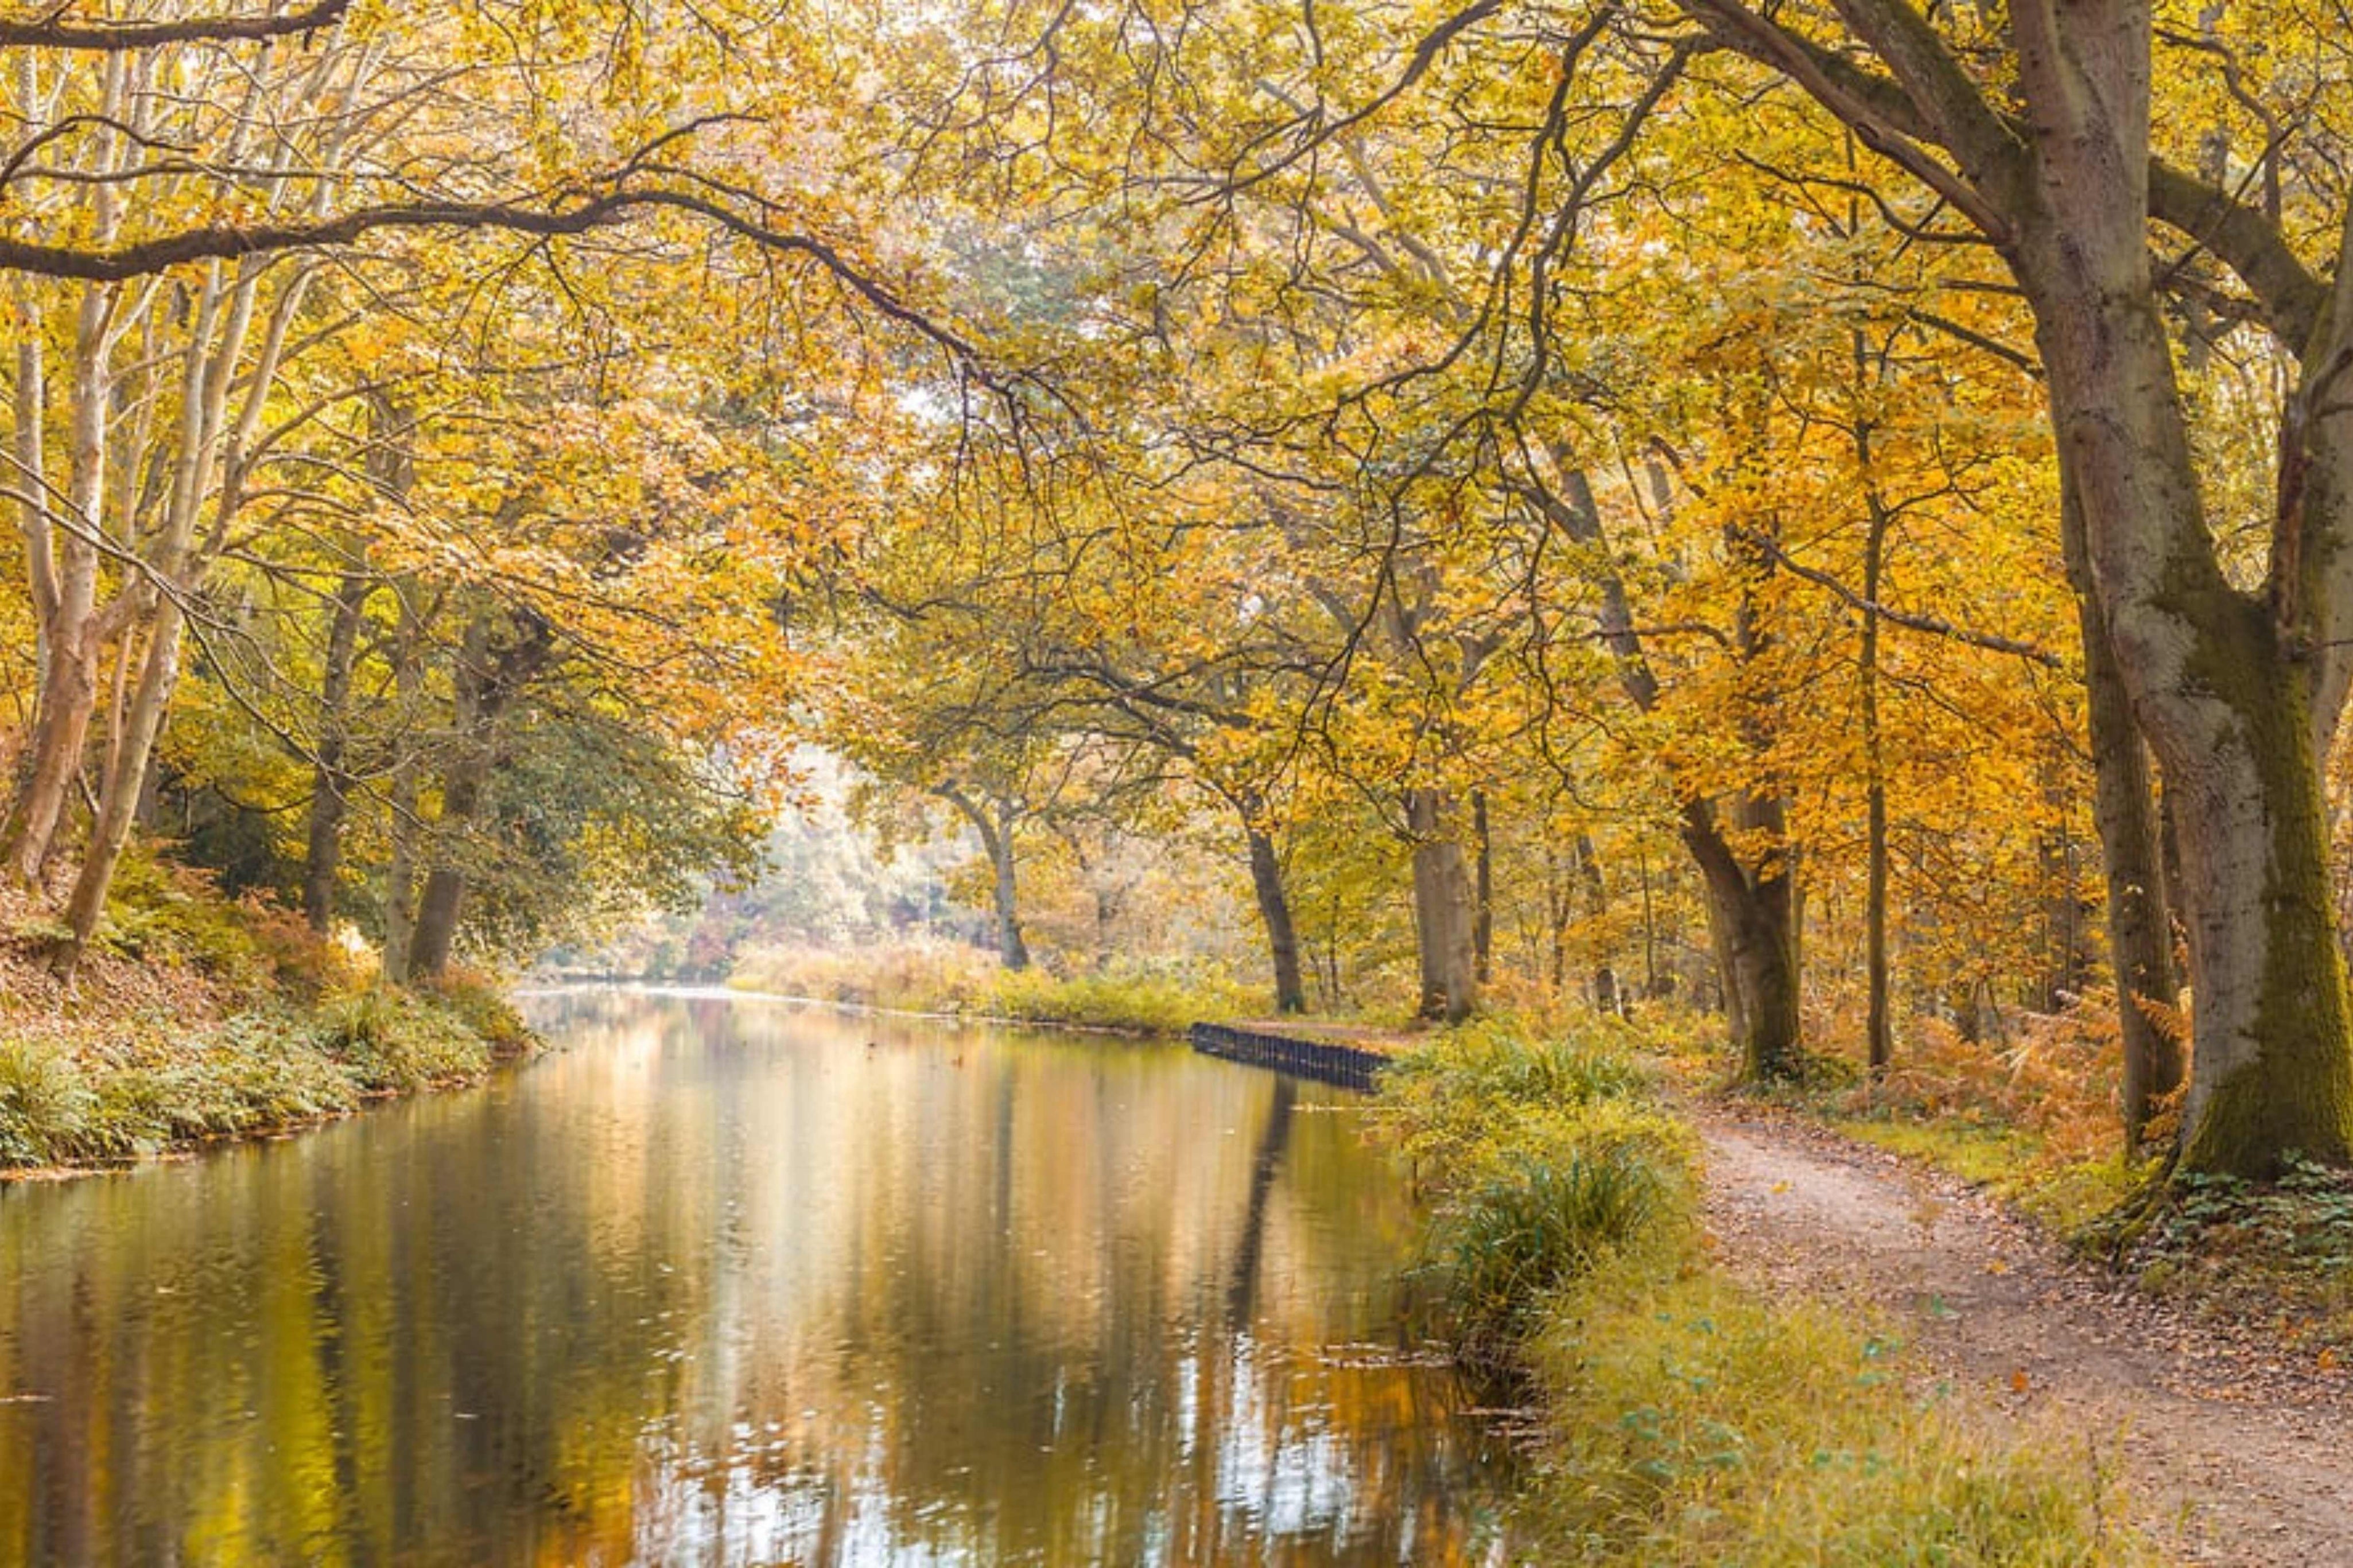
[1524,458,1795,1062]
[1574,834,1622,1018]
[6,283,115,887]
[1244,825,1306,1014]
[1471,789,1494,986]
[301,569,371,933]
[1683,799,1801,1082]
[408,719,491,982]
[7,629,98,886]
[406,607,548,983]
[2060,462,2184,1146]
[56,598,184,967]
[380,589,424,986]
[407,862,468,982]
[939,785,1028,971]
[1857,406,1894,1076]
[2013,110,2353,1173]
[1406,787,1478,1023]
[988,803,1029,971]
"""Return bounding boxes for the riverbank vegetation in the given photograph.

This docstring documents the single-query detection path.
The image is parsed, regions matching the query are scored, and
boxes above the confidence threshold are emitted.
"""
[1384,1025,2153,1564]
[0,850,528,1171]
[727,939,1249,1036]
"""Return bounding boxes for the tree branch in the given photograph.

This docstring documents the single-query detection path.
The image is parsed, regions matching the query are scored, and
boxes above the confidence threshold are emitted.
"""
[0,0,351,49]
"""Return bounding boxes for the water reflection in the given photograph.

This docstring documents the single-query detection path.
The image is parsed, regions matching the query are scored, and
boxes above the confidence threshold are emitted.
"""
[0,989,1507,1565]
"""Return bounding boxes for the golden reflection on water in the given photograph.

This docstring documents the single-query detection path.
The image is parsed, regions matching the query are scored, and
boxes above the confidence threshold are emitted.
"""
[0,989,1509,1565]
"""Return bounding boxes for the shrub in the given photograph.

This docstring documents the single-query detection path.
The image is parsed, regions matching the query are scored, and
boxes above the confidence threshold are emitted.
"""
[319,987,497,1092]
[0,1038,93,1166]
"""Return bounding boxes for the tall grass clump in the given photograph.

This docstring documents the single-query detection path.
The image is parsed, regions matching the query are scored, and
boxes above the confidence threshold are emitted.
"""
[1383,1022,1692,1368]
[1380,1015,2153,1565]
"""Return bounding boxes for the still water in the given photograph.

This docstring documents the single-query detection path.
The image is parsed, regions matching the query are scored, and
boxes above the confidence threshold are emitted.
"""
[0,989,1510,1565]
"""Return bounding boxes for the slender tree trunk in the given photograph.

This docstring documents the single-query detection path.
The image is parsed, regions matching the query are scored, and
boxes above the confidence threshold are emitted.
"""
[1406,787,1478,1023]
[1471,789,1494,986]
[1244,825,1306,1014]
[8,631,98,886]
[1856,405,1895,1076]
[1544,844,1572,995]
[1573,833,1622,1018]
[380,589,423,986]
[56,598,184,966]
[302,569,371,933]
[988,802,1029,971]
[7,283,114,886]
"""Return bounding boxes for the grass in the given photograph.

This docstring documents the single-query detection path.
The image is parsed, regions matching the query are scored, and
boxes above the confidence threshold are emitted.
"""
[1521,1270,2144,1566]
[1378,1017,2155,1565]
[1834,1116,2146,1232]
[728,939,1255,1036]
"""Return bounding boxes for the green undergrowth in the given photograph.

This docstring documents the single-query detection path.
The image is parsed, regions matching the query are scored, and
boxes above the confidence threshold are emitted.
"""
[729,940,1251,1036]
[0,980,532,1170]
[1379,1018,2154,1565]
[0,842,536,1173]
[2086,1158,2353,1357]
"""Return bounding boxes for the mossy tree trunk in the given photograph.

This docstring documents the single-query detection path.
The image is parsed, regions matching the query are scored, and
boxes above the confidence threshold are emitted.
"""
[2005,30,2353,1173]
[1684,797,1802,1083]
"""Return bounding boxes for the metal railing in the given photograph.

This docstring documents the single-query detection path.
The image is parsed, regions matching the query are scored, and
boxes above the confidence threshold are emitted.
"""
[1186,1022,1389,1092]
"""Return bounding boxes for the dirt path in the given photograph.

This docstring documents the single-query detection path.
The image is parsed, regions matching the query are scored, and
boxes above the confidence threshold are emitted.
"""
[1697,1109,2353,1566]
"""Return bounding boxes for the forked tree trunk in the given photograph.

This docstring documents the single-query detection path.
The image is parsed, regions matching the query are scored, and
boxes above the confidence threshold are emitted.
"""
[1684,798,1801,1083]
[2014,104,2353,1173]
[1244,825,1306,1014]
[57,597,185,966]
[940,786,1028,971]
[1406,787,1478,1023]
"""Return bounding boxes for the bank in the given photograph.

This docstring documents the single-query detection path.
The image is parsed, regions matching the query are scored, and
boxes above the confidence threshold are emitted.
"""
[0,855,534,1178]
[1375,1019,2158,1563]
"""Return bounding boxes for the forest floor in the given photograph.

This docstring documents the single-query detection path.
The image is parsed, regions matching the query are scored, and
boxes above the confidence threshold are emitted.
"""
[1698,1103,2353,1566]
